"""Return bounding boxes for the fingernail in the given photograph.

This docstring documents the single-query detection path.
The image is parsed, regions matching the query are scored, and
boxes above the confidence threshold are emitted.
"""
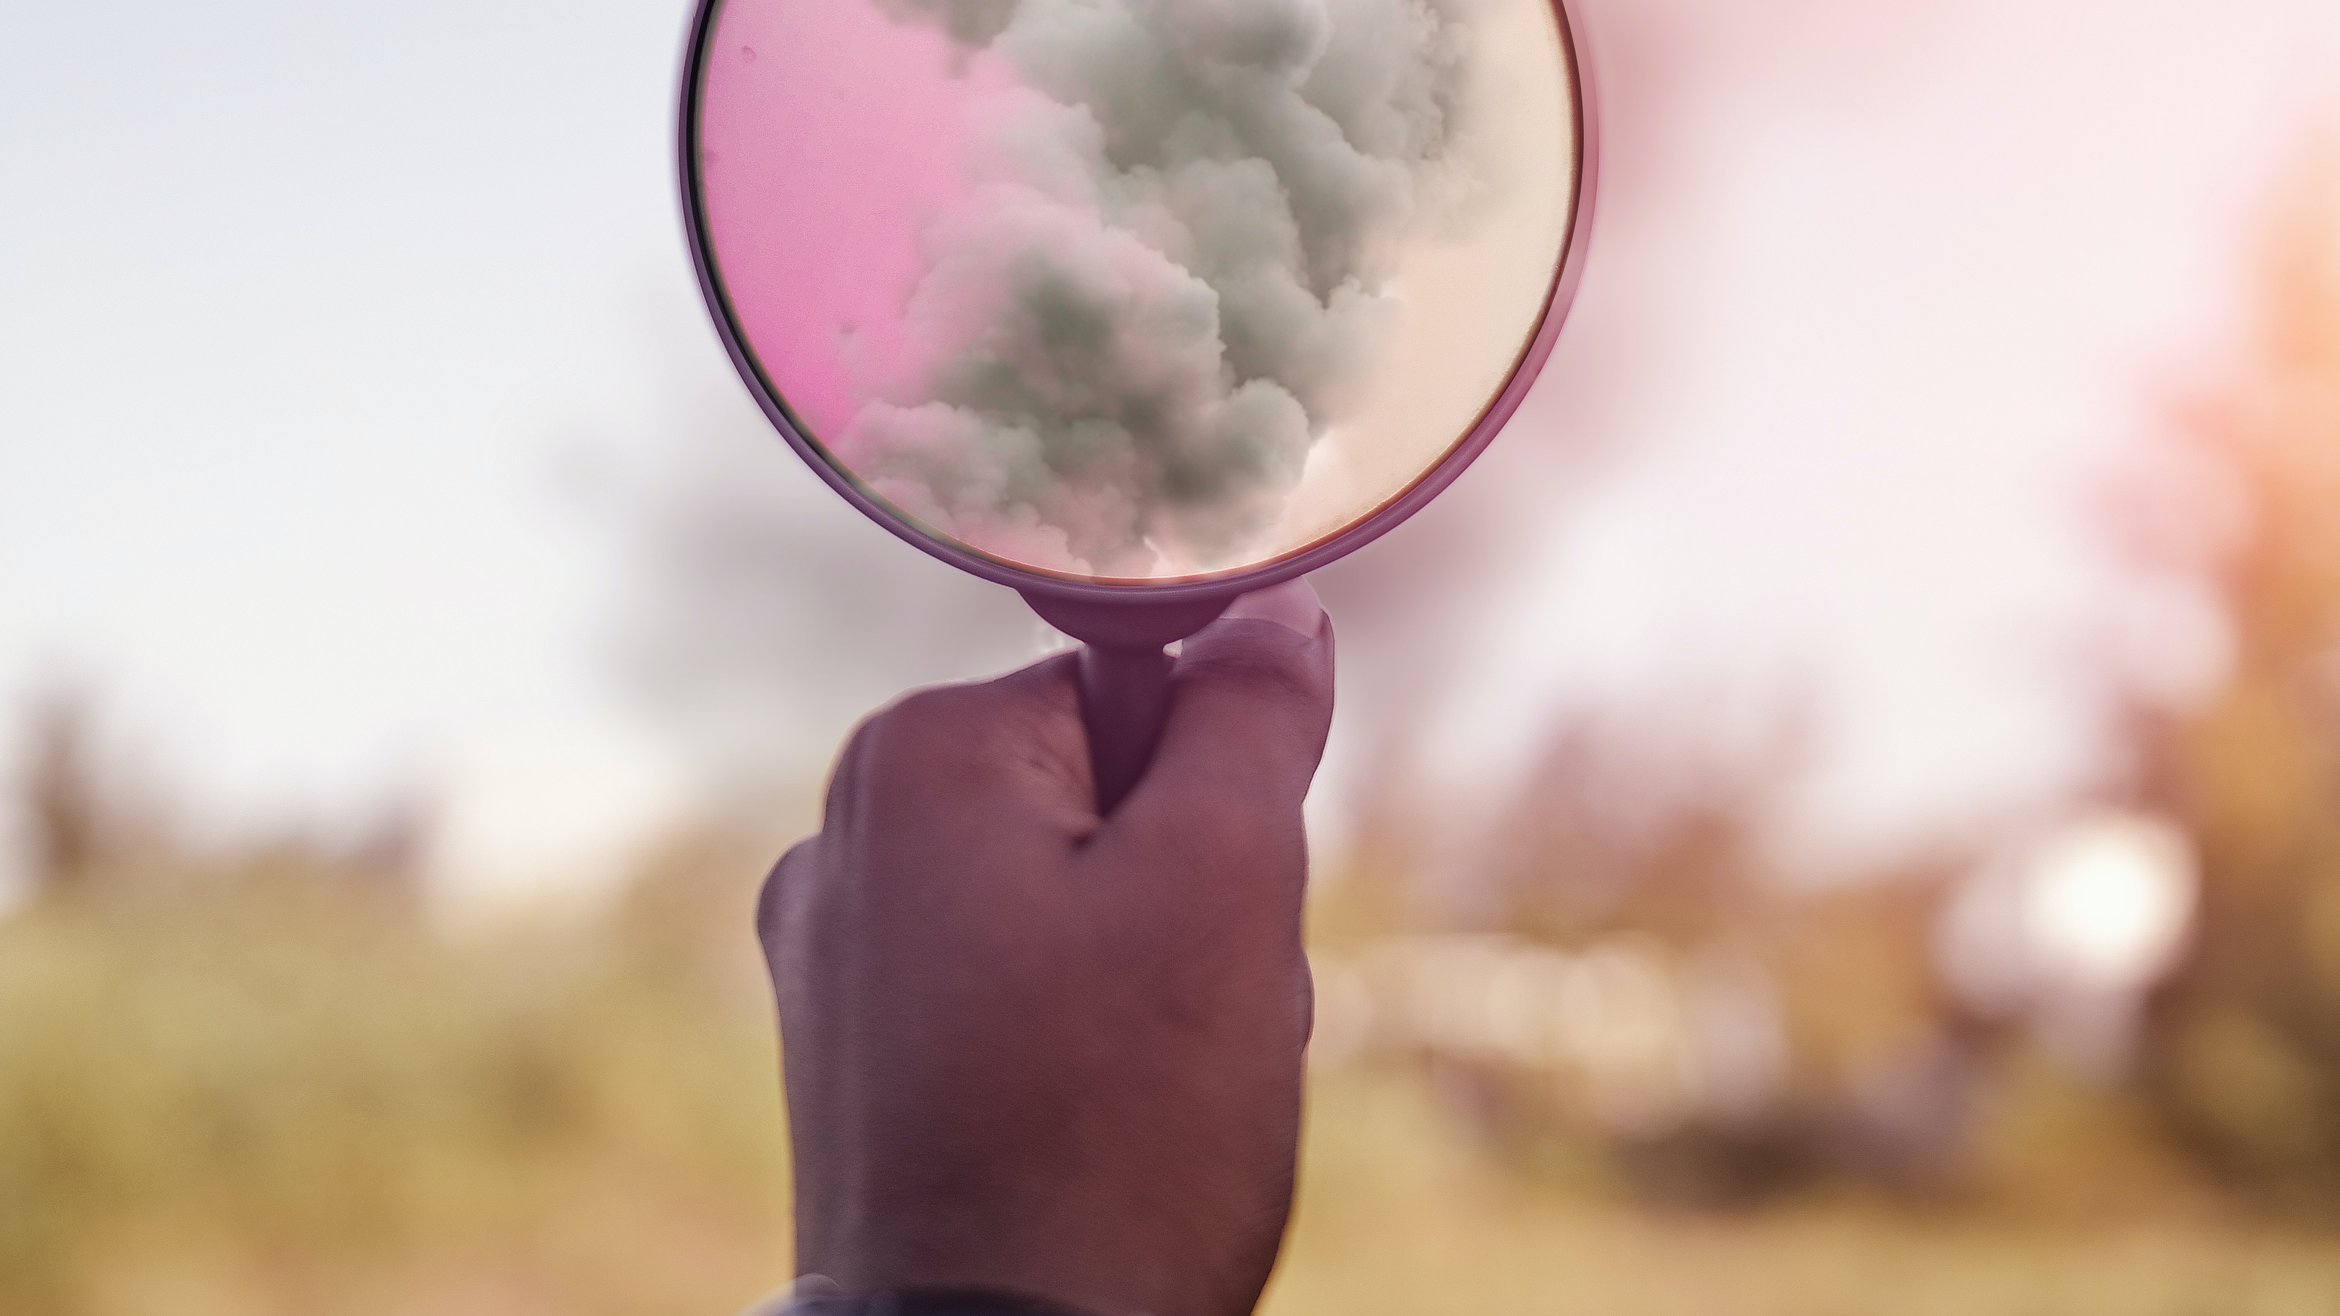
[1223,578,1326,639]
[789,1275,845,1301]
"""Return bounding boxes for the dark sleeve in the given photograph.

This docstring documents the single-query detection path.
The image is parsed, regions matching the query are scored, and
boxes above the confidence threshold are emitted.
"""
[774,1289,1101,1316]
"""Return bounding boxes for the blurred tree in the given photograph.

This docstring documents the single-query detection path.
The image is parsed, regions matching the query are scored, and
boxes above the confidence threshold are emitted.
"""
[13,687,186,901]
[1397,704,1996,1207]
[22,687,105,896]
[13,685,425,906]
[2133,154,2340,1216]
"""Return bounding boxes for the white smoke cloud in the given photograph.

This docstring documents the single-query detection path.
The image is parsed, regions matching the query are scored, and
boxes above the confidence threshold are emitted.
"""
[839,0,1473,577]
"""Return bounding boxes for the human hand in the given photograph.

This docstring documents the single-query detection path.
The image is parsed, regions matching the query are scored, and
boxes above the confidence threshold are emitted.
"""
[757,581,1334,1316]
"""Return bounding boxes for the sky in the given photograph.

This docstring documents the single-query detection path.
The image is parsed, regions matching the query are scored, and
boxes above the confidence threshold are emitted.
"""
[0,1,707,901]
[4,0,2338,903]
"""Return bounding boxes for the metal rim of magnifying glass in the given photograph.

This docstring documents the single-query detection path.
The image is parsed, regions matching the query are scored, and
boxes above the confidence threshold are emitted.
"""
[674,0,1600,609]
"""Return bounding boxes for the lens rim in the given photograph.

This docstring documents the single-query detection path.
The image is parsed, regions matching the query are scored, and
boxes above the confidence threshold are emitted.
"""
[675,0,1601,605]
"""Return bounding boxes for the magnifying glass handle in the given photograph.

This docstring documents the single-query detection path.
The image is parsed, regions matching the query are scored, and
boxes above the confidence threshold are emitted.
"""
[1021,593,1232,817]
[1078,642,1174,815]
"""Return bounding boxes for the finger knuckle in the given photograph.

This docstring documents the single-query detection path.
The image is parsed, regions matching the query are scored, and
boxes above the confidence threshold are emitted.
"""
[756,840,816,944]
[857,684,996,775]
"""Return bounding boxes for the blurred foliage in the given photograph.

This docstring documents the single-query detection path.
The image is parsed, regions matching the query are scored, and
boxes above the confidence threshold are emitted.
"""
[2137,156,2340,1216]
[1337,715,1997,1212]
[1276,1073,2340,1316]
[5,678,2334,1312]
[5,844,2338,1316]
[0,852,792,1316]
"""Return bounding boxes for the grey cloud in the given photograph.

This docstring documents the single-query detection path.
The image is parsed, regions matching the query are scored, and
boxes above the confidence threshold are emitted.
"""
[847,0,1469,575]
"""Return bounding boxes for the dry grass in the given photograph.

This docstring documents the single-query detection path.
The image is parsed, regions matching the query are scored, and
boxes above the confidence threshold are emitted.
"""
[3,870,2335,1316]
[1278,1076,2340,1316]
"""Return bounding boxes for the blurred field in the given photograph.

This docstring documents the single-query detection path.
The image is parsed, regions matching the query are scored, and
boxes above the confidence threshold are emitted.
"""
[0,861,789,1316]
[1285,1078,2340,1316]
[7,850,2337,1316]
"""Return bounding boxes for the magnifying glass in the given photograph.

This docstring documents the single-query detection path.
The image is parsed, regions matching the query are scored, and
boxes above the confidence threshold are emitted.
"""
[678,0,1596,811]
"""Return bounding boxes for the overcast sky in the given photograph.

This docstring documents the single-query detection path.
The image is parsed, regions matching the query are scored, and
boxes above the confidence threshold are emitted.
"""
[4,0,2338,903]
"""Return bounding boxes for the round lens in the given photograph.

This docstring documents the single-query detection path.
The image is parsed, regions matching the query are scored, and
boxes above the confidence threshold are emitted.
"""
[687,0,1582,584]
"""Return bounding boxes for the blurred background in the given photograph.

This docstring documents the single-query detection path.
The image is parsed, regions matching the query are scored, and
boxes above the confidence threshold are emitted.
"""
[7,1,2340,1312]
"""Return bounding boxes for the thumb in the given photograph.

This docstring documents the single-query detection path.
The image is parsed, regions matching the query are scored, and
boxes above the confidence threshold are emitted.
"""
[1130,580,1335,828]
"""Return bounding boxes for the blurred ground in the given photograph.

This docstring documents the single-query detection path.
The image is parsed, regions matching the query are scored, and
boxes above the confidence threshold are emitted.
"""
[5,834,2338,1316]
[1284,1080,2340,1316]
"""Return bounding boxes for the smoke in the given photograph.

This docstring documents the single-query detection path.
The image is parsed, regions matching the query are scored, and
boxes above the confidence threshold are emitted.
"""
[839,0,1473,576]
